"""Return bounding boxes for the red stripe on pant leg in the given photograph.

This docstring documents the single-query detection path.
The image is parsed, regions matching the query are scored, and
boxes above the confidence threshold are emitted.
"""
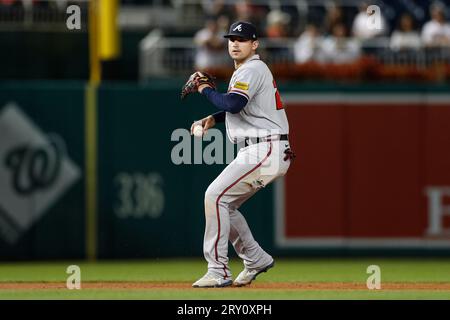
[214,142,273,278]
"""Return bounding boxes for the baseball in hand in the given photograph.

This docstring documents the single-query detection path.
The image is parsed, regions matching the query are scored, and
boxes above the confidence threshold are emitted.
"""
[193,124,204,137]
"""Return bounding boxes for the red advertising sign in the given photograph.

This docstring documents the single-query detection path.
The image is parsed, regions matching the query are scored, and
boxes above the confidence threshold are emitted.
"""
[276,94,450,248]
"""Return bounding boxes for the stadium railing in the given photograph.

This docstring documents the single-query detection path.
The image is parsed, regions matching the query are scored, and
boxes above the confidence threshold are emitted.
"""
[139,34,450,82]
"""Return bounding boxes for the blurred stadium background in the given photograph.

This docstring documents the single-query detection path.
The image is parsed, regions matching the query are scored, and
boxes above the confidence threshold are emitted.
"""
[1,0,450,263]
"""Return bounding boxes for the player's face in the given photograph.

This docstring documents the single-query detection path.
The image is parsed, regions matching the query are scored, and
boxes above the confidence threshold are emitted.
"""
[228,37,258,62]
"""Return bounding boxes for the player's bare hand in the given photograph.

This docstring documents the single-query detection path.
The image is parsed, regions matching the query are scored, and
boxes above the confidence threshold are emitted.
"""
[191,115,216,135]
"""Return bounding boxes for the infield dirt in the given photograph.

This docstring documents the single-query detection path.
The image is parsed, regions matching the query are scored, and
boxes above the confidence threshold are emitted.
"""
[1,282,450,291]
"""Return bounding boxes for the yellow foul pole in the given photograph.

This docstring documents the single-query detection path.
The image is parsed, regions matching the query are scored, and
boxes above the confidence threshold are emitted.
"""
[86,0,100,261]
[89,0,101,84]
[99,0,120,60]
[85,0,120,261]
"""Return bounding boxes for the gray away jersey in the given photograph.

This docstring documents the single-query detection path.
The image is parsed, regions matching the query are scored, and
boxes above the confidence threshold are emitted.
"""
[225,54,289,142]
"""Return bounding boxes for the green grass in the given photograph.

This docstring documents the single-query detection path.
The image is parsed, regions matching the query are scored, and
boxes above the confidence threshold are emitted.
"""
[0,258,450,299]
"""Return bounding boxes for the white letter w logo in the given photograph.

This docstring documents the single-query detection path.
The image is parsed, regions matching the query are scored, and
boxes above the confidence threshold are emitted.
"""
[233,24,242,32]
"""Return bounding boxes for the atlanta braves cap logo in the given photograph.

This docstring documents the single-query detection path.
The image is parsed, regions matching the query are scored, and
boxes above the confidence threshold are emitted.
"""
[224,21,258,40]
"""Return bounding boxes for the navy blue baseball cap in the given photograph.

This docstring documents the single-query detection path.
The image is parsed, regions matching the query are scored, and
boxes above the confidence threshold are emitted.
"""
[224,21,258,40]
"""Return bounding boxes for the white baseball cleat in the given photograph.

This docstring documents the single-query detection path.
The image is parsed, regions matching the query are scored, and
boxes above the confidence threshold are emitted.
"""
[192,273,233,288]
[233,260,275,287]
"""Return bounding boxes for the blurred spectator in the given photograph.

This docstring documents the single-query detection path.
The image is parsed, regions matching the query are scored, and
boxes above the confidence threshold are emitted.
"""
[294,24,323,64]
[234,0,268,34]
[390,13,422,51]
[352,2,388,40]
[265,9,290,38]
[421,1,450,47]
[217,13,229,34]
[280,3,302,35]
[201,0,234,20]
[53,0,68,12]
[323,3,345,35]
[202,0,225,16]
[319,23,361,64]
[194,18,228,70]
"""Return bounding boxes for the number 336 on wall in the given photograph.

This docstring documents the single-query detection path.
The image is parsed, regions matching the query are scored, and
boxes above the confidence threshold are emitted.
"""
[114,172,164,219]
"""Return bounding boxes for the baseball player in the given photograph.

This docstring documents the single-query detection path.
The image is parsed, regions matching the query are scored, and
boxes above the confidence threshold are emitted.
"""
[182,21,295,288]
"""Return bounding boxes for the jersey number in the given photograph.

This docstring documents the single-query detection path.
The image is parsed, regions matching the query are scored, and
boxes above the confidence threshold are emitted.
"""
[273,80,283,110]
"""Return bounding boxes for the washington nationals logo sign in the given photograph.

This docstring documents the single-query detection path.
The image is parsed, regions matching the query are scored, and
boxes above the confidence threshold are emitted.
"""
[4,136,63,195]
[0,103,81,244]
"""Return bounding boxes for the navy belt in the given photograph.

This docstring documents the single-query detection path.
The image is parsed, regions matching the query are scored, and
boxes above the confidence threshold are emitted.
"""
[244,134,288,147]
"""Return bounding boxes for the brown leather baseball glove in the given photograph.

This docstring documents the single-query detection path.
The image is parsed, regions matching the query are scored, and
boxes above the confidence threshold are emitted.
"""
[180,71,216,100]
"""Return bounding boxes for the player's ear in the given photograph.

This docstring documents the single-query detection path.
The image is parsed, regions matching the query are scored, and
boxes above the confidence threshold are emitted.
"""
[252,40,259,51]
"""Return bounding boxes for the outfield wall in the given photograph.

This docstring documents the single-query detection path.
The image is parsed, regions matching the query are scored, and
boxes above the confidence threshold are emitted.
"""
[280,93,450,250]
[0,81,449,260]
